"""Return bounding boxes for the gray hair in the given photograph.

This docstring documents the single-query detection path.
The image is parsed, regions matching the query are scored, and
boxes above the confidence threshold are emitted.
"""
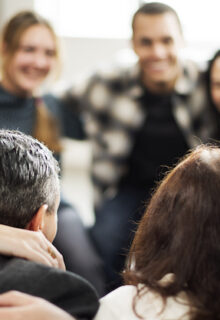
[0,130,60,228]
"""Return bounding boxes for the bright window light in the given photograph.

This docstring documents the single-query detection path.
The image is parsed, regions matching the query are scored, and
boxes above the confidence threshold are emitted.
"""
[34,0,220,61]
[34,0,138,38]
[150,0,220,45]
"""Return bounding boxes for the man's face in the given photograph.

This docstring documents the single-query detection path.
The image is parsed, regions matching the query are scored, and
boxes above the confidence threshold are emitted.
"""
[210,56,220,112]
[132,12,183,93]
[43,194,60,243]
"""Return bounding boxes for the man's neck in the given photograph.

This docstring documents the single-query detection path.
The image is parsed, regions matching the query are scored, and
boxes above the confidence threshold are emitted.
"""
[141,69,182,95]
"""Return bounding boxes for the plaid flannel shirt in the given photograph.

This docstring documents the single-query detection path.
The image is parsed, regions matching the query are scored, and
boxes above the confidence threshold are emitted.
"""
[65,61,215,207]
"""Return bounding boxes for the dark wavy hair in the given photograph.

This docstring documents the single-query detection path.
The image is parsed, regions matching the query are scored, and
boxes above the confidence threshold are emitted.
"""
[124,145,220,319]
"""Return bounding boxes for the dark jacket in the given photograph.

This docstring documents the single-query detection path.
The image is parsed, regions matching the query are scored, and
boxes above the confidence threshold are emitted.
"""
[0,255,99,320]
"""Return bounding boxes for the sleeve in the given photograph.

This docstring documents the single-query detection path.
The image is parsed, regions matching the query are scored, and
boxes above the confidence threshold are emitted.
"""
[94,286,137,320]
[60,91,86,140]
[0,258,99,320]
[30,266,99,320]
[43,93,86,140]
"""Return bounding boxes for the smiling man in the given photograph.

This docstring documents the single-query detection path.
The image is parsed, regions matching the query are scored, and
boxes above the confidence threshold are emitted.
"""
[132,5,183,93]
[62,2,215,293]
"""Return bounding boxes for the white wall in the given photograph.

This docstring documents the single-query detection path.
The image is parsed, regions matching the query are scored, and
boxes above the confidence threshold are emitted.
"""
[0,0,35,29]
[59,37,131,89]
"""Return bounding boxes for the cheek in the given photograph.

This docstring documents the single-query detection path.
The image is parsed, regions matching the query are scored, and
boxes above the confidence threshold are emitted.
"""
[211,88,220,110]
[50,216,58,242]
[136,49,150,62]
[13,53,33,68]
[170,48,178,59]
[47,56,56,69]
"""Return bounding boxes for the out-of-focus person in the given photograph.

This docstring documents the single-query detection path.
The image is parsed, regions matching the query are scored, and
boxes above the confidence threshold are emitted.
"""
[0,10,105,295]
[62,2,215,291]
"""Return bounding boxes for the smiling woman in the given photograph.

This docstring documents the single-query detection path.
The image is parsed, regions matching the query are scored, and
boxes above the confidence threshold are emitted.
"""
[0,10,105,296]
[1,12,59,97]
[2,24,57,96]
[0,10,61,152]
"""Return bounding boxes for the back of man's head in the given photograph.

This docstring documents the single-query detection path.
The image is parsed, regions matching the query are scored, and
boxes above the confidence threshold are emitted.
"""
[0,130,60,229]
[132,2,182,34]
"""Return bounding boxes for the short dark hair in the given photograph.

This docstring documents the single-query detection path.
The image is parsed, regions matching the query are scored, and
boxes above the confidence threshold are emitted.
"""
[0,130,60,228]
[132,2,182,34]
[124,145,220,319]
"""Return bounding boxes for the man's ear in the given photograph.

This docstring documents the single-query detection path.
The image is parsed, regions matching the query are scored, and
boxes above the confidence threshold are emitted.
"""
[26,204,48,231]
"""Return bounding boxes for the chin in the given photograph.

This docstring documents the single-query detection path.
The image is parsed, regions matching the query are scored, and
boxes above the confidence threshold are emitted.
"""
[19,78,44,93]
[19,85,39,95]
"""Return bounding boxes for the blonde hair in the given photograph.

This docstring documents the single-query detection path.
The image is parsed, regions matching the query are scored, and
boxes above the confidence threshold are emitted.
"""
[0,11,62,153]
[0,10,61,80]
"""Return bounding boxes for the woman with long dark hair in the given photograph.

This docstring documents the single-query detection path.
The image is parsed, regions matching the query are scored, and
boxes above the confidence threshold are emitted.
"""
[94,144,220,319]
[0,145,220,319]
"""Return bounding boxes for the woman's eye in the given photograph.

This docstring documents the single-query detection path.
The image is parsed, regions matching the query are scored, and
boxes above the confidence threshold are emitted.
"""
[20,46,35,53]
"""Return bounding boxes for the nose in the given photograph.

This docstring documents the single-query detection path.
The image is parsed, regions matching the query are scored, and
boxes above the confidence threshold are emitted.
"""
[151,43,167,59]
[34,52,50,69]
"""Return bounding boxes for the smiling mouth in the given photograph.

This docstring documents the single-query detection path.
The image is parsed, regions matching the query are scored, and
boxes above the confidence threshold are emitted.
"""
[22,69,48,80]
[146,61,171,72]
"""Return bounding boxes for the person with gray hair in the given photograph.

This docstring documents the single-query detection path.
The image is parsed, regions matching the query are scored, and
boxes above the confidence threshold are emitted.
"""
[0,130,60,232]
[0,130,99,320]
[0,2,216,295]
[2,144,220,319]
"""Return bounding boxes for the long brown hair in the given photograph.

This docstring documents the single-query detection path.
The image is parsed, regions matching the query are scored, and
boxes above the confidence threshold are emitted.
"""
[124,145,220,319]
[1,11,61,153]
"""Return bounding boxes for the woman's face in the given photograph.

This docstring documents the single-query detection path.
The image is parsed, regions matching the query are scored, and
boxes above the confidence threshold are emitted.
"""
[2,24,57,96]
[210,56,220,112]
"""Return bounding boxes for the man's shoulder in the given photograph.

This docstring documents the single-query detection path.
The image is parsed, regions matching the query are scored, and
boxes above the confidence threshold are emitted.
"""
[175,59,206,96]
[67,63,140,98]
[0,254,96,294]
[90,63,140,86]
[0,255,99,319]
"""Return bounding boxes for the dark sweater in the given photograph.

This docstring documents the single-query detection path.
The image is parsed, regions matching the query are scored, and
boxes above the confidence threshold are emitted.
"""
[0,85,84,140]
[0,255,99,319]
[125,89,189,188]
[0,85,36,134]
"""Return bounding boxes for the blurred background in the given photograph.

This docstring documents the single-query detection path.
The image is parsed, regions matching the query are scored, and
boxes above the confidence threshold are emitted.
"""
[0,0,219,224]
[1,0,220,87]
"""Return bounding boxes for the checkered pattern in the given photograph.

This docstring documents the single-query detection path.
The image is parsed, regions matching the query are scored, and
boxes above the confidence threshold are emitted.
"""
[65,61,215,207]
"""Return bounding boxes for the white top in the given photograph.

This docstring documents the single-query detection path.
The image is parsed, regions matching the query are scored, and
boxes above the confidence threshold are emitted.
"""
[94,285,190,320]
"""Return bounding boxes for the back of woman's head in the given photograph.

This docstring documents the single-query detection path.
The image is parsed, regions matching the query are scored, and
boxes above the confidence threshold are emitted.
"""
[1,10,59,76]
[125,145,220,319]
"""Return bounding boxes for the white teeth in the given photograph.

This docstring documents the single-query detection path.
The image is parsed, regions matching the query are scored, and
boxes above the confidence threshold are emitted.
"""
[151,64,168,69]
[146,61,169,71]
[23,71,45,80]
